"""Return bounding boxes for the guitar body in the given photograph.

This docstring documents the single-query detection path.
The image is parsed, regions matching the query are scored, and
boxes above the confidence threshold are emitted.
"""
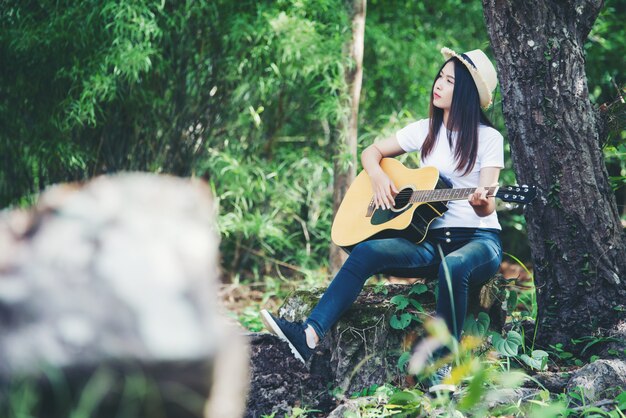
[331,159,450,249]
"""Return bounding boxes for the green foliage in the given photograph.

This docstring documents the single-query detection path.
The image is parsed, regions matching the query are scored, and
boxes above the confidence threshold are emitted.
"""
[491,330,523,357]
[463,311,491,338]
[571,335,623,356]
[2,1,625,417]
[323,317,624,417]
[548,343,575,364]
[0,366,207,418]
[3,0,623,282]
[586,0,626,106]
[350,383,380,399]
[519,349,549,371]
[198,145,334,278]
[388,282,428,330]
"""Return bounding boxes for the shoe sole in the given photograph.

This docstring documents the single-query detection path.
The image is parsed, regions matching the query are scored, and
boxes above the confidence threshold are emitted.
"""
[260,310,306,364]
[428,383,457,393]
[260,309,278,336]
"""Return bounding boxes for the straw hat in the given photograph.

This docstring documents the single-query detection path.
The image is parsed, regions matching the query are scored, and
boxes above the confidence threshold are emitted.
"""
[441,47,498,109]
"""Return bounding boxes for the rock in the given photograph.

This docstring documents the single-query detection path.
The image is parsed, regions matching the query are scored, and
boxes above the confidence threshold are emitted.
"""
[565,359,626,403]
[0,173,248,418]
[597,320,626,358]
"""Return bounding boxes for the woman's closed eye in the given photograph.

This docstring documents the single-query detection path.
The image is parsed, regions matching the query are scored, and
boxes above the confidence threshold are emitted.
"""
[439,73,454,84]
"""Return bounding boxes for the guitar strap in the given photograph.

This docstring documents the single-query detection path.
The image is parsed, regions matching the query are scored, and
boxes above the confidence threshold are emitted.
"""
[439,174,453,189]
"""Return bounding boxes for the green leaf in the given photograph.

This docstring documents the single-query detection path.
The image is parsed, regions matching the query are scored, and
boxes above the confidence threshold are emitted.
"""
[397,351,411,372]
[457,364,487,411]
[527,401,568,418]
[388,390,420,405]
[390,295,409,310]
[390,313,412,330]
[464,312,490,337]
[519,350,549,370]
[492,330,523,357]
[507,290,518,313]
[616,390,626,410]
[409,283,428,295]
[408,299,425,312]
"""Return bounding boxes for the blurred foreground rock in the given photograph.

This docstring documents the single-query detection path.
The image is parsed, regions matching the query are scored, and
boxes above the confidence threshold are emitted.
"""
[0,173,248,418]
[246,279,506,416]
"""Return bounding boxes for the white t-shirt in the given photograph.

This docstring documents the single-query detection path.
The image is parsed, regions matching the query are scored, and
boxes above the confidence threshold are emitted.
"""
[395,118,504,230]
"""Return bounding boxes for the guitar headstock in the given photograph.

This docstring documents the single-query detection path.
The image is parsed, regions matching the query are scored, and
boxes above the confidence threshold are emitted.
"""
[496,185,537,204]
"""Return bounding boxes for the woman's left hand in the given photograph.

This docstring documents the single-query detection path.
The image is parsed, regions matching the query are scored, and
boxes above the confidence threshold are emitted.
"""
[468,187,490,206]
[468,186,495,217]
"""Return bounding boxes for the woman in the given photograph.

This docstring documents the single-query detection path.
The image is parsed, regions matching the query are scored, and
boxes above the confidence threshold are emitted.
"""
[261,47,503,390]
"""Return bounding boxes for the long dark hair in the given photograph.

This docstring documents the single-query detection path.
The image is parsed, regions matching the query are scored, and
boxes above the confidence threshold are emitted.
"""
[421,56,495,176]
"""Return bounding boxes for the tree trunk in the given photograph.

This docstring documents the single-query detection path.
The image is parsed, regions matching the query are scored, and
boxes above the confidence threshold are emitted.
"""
[482,0,626,352]
[330,0,367,275]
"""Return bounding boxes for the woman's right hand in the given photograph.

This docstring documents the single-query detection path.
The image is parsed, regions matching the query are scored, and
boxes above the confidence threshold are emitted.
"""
[370,171,399,210]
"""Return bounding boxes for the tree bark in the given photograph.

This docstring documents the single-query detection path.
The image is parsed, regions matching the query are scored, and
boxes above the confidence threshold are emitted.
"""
[330,0,367,274]
[482,0,626,351]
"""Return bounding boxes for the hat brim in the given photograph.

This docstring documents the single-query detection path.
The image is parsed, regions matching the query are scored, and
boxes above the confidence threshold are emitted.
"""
[441,47,493,109]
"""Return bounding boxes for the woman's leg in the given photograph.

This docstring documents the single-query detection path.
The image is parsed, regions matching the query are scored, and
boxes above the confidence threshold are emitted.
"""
[305,237,439,340]
[435,232,502,341]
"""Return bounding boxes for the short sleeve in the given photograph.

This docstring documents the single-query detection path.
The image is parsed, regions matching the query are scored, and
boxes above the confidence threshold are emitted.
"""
[395,119,429,153]
[479,128,505,169]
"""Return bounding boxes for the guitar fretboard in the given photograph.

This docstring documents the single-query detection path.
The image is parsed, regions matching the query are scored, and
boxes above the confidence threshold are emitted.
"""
[410,186,497,203]
[366,186,498,217]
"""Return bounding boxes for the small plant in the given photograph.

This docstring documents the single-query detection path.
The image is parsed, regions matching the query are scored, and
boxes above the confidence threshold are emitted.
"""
[389,283,428,330]
[548,342,575,364]
[283,406,321,417]
[571,335,623,356]
[238,306,265,332]
[464,311,491,338]
[350,383,379,398]
[372,280,388,295]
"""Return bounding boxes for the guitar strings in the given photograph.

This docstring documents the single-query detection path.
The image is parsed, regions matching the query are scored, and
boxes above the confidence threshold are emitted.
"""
[369,186,496,208]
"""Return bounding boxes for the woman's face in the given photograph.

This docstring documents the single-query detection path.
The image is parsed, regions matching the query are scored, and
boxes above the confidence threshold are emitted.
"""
[433,60,455,111]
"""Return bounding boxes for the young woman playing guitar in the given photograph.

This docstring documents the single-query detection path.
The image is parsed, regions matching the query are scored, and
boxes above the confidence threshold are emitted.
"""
[262,47,504,392]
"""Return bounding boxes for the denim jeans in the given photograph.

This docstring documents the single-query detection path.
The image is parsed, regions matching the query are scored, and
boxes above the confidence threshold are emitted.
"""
[305,227,502,341]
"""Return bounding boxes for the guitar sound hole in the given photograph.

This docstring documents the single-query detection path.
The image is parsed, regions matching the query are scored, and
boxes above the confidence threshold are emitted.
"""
[393,188,414,211]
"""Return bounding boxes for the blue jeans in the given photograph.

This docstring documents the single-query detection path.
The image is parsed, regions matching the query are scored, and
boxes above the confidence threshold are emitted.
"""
[305,227,502,341]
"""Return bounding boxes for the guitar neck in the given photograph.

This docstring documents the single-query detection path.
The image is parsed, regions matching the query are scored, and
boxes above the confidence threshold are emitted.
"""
[411,186,499,203]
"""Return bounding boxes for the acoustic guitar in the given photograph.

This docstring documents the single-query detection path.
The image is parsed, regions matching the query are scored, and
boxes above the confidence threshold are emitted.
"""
[331,158,536,248]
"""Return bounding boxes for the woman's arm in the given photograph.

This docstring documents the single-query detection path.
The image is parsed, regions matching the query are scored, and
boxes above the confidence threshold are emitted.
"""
[361,135,406,210]
[468,167,501,217]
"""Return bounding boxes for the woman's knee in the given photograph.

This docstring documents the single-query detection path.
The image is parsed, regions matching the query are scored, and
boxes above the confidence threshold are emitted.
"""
[439,255,466,277]
[351,239,394,260]
[438,255,468,290]
[343,241,383,275]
